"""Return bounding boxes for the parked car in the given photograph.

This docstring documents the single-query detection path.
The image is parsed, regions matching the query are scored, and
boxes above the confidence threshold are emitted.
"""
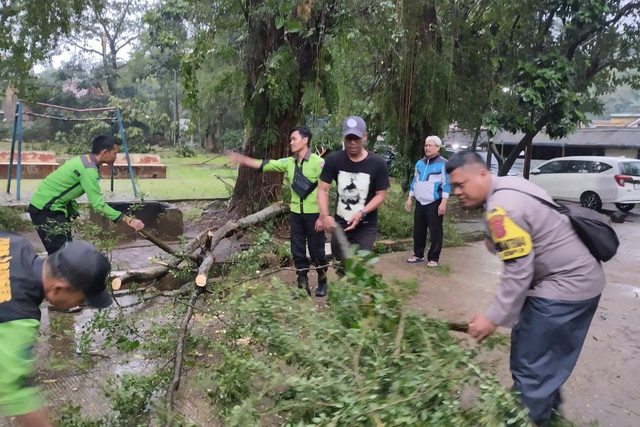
[529,156,640,212]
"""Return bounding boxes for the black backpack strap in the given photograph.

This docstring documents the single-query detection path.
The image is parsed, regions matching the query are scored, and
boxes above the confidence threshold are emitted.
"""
[492,187,562,213]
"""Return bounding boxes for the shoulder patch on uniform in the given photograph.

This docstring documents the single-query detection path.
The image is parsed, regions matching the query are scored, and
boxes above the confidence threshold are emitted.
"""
[486,206,532,261]
[278,158,289,163]
[0,238,12,303]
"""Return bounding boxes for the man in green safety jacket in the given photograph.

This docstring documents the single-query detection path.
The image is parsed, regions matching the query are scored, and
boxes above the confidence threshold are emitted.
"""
[28,135,145,255]
[230,126,328,297]
[0,232,112,426]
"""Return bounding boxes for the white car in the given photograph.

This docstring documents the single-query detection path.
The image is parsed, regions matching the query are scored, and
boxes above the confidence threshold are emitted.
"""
[529,156,640,212]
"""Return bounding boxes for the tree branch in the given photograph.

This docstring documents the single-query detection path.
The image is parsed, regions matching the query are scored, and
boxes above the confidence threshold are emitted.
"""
[114,34,139,53]
[566,2,640,60]
[66,40,104,57]
[165,286,202,422]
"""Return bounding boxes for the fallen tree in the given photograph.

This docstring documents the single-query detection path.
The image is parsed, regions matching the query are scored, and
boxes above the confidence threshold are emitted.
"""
[162,202,291,424]
[110,202,290,290]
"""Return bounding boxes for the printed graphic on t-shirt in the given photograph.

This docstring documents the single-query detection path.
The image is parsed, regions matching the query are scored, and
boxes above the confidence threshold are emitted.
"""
[337,171,370,221]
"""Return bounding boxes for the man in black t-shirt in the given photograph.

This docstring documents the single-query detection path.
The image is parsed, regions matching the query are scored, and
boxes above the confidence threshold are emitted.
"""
[318,116,390,267]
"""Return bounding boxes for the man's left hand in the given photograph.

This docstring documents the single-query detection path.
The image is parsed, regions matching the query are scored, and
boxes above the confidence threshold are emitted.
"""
[468,313,497,343]
[345,212,363,231]
[314,219,325,232]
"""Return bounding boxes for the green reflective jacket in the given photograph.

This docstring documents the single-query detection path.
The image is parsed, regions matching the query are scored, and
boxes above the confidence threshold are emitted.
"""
[29,155,124,222]
[261,150,324,214]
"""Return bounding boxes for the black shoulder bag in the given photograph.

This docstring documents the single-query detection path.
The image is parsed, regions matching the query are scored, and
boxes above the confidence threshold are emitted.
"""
[290,161,317,200]
[494,188,619,262]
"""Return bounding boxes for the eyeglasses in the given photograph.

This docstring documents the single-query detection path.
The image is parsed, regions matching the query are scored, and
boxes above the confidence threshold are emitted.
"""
[344,135,362,142]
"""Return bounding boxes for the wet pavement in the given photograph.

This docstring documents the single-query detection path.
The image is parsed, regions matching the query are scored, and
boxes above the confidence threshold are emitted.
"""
[367,205,640,427]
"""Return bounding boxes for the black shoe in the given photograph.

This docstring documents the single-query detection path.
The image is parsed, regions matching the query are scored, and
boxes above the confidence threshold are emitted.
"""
[315,281,327,297]
[297,277,311,296]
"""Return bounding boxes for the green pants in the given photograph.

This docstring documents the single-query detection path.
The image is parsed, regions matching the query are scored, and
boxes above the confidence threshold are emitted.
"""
[0,319,44,417]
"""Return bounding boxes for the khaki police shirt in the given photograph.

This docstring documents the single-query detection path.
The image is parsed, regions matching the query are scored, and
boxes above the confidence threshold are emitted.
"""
[484,176,606,327]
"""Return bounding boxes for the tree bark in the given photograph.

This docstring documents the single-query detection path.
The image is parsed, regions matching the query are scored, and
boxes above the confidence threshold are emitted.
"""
[230,0,334,216]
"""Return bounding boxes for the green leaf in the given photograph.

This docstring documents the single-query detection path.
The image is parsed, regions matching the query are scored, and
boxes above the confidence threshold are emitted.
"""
[285,20,302,33]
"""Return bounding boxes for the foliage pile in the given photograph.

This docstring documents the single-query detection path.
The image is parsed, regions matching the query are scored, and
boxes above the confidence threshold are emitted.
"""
[206,252,527,426]
[53,240,526,426]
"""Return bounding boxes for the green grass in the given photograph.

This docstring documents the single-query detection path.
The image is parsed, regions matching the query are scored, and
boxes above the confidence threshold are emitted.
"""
[0,148,238,203]
[378,181,463,246]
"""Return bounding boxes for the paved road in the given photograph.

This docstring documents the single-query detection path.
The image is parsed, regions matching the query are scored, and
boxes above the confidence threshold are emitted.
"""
[371,205,640,427]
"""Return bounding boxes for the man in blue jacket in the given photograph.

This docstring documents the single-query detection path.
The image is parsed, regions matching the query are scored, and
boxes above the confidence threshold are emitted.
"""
[404,136,450,267]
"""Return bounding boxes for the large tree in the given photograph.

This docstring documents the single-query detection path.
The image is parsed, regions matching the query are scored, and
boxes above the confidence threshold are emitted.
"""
[183,0,336,215]
[482,0,640,177]
[0,0,88,83]
[65,0,150,95]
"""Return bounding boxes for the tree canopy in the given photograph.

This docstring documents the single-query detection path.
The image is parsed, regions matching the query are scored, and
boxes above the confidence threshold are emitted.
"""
[4,0,640,205]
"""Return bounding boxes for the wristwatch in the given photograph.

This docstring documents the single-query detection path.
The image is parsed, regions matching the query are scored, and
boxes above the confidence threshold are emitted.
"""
[359,209,367,219]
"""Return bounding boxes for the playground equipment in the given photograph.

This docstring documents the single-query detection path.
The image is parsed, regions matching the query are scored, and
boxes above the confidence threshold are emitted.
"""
[5,101,138,200]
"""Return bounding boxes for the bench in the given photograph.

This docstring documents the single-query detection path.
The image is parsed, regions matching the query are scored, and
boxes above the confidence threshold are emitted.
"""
[0,151,60,179]
[99,153,167,179]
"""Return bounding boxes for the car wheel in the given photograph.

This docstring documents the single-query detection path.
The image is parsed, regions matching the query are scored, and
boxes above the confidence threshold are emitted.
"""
[580,192,602,211]
[615,203,635,212]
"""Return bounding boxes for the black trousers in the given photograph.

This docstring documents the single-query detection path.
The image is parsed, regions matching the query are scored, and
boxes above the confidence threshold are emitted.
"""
[330,220,378,263]
[413,200,443,262]
[27,204,72,255]
[290,212,327,283]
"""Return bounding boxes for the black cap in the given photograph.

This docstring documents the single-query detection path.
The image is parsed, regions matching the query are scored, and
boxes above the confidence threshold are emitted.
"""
[51,241,113,309]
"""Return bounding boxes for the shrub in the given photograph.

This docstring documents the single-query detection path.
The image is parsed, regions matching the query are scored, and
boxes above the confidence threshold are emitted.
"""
[0,206,33,231]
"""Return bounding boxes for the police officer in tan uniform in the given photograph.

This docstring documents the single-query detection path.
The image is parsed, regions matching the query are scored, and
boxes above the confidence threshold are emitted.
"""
[446,151,605,426]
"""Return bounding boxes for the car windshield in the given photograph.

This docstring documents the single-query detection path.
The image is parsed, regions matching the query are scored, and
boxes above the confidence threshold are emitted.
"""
[619,161,640,176]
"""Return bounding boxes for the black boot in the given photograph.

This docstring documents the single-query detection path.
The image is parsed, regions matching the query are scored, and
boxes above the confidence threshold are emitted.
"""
[315,270,328,297]
[297,276,311,296]
[315,281,327,297]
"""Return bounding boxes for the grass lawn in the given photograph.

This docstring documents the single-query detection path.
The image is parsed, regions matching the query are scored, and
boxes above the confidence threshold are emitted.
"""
[0,142,237,203]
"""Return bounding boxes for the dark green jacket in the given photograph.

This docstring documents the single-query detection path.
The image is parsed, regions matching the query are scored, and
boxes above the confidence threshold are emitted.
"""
[30,155,124,222]
[261,150,324,214]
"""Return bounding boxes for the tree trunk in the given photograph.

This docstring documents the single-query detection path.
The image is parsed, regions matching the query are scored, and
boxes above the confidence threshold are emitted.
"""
[498,117,548,176]
[230,0,333,216]
[393,0,444,191]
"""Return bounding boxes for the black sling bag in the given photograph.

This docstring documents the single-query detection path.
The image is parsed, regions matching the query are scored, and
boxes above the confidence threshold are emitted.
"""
[494,188,619,262]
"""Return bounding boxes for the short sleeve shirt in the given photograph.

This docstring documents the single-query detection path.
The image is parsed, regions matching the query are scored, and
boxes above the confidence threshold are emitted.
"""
[320,150,390,224]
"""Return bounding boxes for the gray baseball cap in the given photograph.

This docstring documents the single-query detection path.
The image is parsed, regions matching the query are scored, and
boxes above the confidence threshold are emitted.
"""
[342,116,367,138]
[51,240,113,309]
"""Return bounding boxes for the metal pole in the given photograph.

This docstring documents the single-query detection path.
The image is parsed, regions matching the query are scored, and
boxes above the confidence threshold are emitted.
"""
[16,103,23,200]
[6,102,20,194]
[115,109,138,197]
[523,137,533,180]
[173,69,179,146]
[110,121,116,192]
